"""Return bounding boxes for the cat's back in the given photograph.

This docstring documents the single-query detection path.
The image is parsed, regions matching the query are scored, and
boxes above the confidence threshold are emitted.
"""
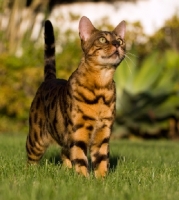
[40,78,67,92]
[31,78,67,112]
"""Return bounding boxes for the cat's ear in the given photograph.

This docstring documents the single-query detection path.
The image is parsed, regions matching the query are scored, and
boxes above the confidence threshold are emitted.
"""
[79,16,96,41]
[113,21,126,40]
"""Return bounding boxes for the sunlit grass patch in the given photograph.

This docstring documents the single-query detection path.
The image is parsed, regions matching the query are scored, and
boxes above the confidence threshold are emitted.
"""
[0,134,179,200]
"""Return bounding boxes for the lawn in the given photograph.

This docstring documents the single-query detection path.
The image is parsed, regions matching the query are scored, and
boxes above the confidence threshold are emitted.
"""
[0,133,179,200]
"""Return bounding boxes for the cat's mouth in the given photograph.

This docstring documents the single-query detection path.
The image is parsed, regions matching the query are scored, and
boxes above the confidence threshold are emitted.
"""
[102,51,119,59]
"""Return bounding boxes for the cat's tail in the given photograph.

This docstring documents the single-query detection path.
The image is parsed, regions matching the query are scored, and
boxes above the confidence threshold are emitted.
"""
[44,20,56,81]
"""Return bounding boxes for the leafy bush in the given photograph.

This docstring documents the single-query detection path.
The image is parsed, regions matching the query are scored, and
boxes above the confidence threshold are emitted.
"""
[114,50,179,138]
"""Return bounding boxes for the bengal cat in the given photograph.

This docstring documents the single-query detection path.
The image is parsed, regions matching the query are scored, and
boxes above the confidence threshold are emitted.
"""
[26,16,126,178]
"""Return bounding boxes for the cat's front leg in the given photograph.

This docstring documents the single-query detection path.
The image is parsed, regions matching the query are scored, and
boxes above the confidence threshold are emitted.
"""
[69,127,89,177]
[90,126,111,178]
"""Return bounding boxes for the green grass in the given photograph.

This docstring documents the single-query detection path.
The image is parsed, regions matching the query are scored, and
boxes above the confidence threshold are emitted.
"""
[0,134,179,200]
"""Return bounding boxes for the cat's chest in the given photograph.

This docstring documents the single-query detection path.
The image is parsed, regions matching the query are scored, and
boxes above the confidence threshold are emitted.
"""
[68,76,116,123]
[70,90,115,121]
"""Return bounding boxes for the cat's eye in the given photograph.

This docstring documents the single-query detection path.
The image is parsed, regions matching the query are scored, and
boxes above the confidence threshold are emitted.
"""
[117,38,123,45]
[99,37,107,43]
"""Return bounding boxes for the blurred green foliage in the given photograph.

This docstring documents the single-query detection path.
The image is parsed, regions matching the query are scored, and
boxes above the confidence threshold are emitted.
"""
[0,9,179,139]
[115,50,179,138]
[113,15,179,138]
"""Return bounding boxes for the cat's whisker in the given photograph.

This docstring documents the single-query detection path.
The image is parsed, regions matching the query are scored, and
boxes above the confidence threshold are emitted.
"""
[124,53,137,75]
[126,52,138,58]
[125,53,136,67]
[124,58,133,74]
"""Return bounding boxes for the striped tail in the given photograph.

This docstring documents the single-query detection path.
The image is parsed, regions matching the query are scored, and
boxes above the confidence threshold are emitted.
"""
[44,20,56,81]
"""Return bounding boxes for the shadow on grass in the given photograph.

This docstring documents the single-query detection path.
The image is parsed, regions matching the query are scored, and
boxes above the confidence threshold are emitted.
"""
[109,156,119,170]
[46,152,62,165]
[45,149,124,173]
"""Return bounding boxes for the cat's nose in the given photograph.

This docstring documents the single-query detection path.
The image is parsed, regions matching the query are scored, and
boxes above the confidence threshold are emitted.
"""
[112,40,119,48]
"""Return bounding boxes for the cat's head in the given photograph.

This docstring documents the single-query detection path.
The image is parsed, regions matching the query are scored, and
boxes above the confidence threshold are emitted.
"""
[79,16,126,68]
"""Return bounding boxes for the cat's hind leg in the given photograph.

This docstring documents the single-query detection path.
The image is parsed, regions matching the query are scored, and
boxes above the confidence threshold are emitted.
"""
[61,146,72,168]
[26,102,51,164]
[26,122,51,164]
